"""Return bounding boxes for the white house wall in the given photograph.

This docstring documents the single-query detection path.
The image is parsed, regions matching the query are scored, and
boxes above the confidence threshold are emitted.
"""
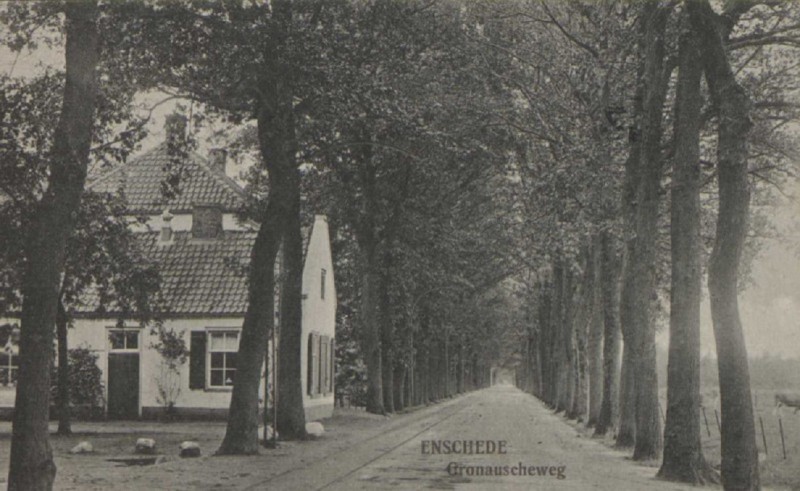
[300,215,337,421]
[69,317,266,418]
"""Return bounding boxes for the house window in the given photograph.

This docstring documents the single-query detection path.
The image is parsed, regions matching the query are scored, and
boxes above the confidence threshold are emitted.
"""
[108,329,139,351]
[321,269,327,299]
[0,351,18,387]
[1,326,19,387]
[208,331,239,388]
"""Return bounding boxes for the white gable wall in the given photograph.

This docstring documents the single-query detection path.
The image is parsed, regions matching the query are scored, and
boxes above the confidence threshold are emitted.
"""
[300,215,337,421]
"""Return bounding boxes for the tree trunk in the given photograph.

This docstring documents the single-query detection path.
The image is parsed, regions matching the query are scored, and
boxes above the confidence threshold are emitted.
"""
[569,252,592,422]
[538,279,554,404]
[690,1,760,488]
[380,249,394,413]
[616,340,636,447]
[595,232,622,437]
[587,241,604,427]
[624,0,671,461]
[361,245,384,414]
[658,12,716,484]
[220,0,307,449]
[218,199,282,454]
[552,262,569,412]
[8,3,100,489]
[277,167,307,439]
[393,363,405,411]
[457,341,465,394]
[56,299,71,436]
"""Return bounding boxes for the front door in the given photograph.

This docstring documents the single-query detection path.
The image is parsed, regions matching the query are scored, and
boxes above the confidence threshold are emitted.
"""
[107,329,140,419]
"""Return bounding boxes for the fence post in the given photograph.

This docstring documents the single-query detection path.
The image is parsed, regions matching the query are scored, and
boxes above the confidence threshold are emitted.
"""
[702,406,711,437]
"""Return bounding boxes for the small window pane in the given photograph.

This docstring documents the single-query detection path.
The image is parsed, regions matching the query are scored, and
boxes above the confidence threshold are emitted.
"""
[125,331,139,349]
[226,352,237,369]
[225,332,238,351]
[224,369,235,386]
[211,352,225,369]
[210,370,224,387]
[109,332,125,350]
[210,333,225,350]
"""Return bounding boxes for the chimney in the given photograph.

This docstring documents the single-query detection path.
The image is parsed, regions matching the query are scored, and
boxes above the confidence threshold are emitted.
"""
[192,204,222,239]
[160,209,174,243]
[208,148,227,174]
[164,113,187,142]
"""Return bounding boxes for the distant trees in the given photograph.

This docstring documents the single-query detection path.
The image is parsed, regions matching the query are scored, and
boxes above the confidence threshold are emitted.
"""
[501,0,798,487]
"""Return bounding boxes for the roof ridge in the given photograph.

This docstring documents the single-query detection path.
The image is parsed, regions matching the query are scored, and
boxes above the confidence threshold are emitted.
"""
[87,142,248,213]
[190,151,248,202]
[87,144,164,191]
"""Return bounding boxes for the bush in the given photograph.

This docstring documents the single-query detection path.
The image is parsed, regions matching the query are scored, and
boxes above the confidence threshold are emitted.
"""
[51,347,105,408]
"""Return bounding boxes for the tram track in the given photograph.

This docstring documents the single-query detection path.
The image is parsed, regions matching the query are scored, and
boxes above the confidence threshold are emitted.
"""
[241,391,475,490]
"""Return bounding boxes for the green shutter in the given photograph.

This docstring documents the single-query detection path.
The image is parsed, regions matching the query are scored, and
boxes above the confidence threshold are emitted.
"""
[321,336,329,395]
[329,338,335,393]
[190,331,206,390]
[307,333,316,395]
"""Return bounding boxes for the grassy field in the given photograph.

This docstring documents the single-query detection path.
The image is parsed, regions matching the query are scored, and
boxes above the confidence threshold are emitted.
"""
[657,388,800,489]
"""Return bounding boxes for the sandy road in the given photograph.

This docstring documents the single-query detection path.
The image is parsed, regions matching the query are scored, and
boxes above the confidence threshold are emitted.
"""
[250,385,698,491]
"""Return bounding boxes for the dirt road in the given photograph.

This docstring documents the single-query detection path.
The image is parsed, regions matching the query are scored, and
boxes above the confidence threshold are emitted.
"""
[2,385,746,490]
[248,385,697,490]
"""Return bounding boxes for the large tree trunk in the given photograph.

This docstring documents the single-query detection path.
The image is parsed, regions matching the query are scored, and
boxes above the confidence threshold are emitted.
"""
[623,0,671,461]
[361,244,384,414]
[8,3,100,489]
[657,12,716,484]
[587,241,604,427]
[56,298,71,436]
[277,164,307,439]
[218,202,281,454]
[380,249,395,413]
[220,0,306,449]
[595,231,621,437]
[568,251,592,422]
[553,262,570,412]
[616,340,636,447]
[689,1,760,488]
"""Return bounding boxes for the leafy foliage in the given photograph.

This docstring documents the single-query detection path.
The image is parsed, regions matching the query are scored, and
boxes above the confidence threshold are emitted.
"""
[50,347,104,408]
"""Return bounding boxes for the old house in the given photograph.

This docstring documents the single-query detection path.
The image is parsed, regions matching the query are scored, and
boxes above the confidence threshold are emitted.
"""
[0,121,336,421]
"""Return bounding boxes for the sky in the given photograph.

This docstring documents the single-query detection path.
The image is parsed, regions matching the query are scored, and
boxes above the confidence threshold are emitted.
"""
[3,31,800,359]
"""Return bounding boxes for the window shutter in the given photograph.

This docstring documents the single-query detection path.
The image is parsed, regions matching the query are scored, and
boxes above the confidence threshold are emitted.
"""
[320,336,329,395]
[308,333,320,395]
[313,333,320,395]
[307,334,314,395]
[190,331,206,390]
[329,338,335,393]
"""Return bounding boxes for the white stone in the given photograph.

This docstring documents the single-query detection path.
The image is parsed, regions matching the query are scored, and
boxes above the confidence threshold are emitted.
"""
[261,425,278,440]
[179,441,201,458]
[306,422,325,437]
[135,438,157,455]
[70,441,93,454]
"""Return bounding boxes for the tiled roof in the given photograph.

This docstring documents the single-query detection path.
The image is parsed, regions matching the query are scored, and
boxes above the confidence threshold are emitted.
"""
[89,144,246,214]
[75,231,255,317]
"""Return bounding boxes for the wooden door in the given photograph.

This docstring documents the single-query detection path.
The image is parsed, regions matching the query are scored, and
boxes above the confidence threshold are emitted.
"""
[107,353,139,419]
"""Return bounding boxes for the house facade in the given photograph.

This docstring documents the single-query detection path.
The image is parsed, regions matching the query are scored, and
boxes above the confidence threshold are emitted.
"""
[0,123,336,421]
